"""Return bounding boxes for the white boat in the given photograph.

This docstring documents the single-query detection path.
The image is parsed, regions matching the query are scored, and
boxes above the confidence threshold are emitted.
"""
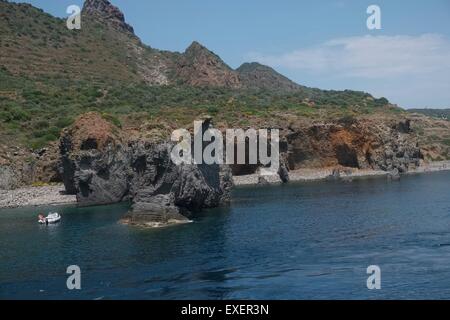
[38,212,61,224]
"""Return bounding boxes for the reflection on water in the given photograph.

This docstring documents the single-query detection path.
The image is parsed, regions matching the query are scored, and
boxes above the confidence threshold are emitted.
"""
[1,171,450,299]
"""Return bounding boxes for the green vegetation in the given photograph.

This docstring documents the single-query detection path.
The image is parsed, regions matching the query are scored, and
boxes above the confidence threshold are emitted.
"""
[0,64,402,149]
[0,0,404,150]
[409,108,450,120]
[443,139,450,147]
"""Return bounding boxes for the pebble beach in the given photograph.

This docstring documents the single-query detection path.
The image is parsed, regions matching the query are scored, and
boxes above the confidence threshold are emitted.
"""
[0,184,76,209]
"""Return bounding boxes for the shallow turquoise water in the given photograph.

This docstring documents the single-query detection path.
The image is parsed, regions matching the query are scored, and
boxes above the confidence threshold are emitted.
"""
[1,171,450,299]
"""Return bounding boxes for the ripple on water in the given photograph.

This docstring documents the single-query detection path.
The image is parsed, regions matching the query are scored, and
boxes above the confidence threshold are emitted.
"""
[1,172,450,299]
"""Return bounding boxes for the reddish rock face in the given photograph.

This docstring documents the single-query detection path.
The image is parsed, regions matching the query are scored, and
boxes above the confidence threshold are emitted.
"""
[59,112,127,198]
[82,0,135,34]
[60,112,122,152]
[284,118,422,173]
[176,41,242,88]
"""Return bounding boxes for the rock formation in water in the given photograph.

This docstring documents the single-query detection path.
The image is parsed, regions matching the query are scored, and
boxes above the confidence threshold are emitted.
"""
[57,111,424,227]
[59,112,233,226]
[122,141,233,226]
[0,0,447,194]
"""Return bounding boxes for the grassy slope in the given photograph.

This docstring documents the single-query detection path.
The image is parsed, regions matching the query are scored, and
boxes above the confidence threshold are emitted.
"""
[0,1,402,149]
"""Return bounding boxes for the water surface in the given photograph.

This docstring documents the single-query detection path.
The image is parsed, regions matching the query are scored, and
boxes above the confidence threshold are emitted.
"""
[1,172,450,299]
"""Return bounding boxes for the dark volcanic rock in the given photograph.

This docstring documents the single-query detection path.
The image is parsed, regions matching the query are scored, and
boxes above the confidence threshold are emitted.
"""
[0,166,19,190]
[278,157,290,183]
[257,175,270,185]
[59,113,130,205]
[395,119,412,134]
[59,113,233,226]
[122,141,232,226]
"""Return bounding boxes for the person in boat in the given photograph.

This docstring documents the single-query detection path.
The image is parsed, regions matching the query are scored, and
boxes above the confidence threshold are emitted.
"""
[38,213,48,225]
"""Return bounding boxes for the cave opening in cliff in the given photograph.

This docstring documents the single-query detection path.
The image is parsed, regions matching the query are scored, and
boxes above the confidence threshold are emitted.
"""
[79,180,91,198]
[230,164,259,176]
[365,150,373,166]
[132,156,147,174]
[80,138,98,150]
[335,144,360,168]
[227,135,264,176]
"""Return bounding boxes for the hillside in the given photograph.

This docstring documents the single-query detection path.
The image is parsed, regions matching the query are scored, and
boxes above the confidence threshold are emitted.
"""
[0,0,448,191]
[0,0,400,150]
[409,108,450,120]
[0,0,322,89]
[237,62,301,91]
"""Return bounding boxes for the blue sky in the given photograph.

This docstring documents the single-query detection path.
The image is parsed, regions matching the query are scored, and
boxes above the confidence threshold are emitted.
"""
[15,0,450,108]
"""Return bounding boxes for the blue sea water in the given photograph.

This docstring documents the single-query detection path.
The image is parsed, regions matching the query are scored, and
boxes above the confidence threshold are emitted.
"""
[1,171,450,300]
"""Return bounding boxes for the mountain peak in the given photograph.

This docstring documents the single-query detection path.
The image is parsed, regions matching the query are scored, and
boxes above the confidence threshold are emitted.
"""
[82,0,134,34]
[237,62,265,71]
[1,0,302,91]
[184,41,219,59]
[186,41,206,51]
[176,41,240,88]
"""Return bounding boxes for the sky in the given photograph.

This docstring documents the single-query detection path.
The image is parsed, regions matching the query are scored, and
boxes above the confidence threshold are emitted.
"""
[14,0,450,109]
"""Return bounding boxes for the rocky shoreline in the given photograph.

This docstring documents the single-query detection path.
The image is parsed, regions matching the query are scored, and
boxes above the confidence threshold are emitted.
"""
[233,167,388,185]
[234,161,450,186]
[408,160,450,174]
[1,112,448,224]
[1,161,449,210]
[0,184,76,209]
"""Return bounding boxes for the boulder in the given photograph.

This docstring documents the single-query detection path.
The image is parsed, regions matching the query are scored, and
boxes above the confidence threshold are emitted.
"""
[257,175,270,185]
[387,168,401,180]
[278,156,290,183]
[124,141,233,226]
[0,166,19,190]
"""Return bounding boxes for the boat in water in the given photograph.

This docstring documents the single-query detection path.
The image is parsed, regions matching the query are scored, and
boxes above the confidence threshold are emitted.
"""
[38,213,61,225]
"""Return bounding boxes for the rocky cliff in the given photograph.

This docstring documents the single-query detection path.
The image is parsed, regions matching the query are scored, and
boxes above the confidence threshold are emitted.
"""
[175,41,241,88]
[56,111,425,224]
[1,0,448,197]
[59,112,130,203]
[59,112,233,227]
[0,109,434,195]
[283,118,422,173]
[123,141,233,227]
[0,0,308,91]
[0,141,61,190]
[82,0,135,35]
